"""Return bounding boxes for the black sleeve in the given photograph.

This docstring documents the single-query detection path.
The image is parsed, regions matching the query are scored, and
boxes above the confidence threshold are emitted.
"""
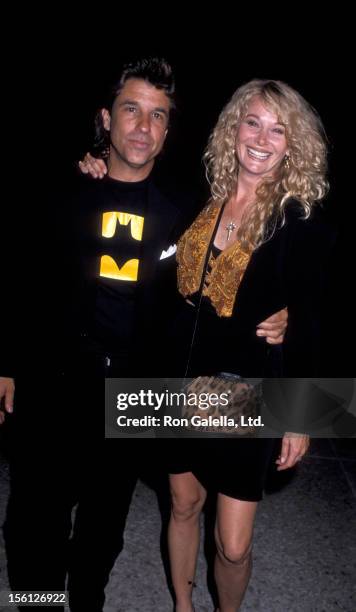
[0,175,85,379]
[283,206,337,376]
[0,208,16,377]
[268,206,338,433]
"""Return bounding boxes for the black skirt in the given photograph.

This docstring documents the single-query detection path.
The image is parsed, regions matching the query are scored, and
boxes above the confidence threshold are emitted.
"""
[166,295,280,502]
[167,438,278,502]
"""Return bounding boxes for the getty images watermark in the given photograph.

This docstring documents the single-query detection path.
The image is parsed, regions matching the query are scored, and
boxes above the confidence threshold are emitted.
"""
[105,378,356,438]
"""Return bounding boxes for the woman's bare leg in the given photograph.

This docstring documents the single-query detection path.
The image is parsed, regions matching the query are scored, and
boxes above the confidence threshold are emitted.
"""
[168,472,207,612]
[214,494,258,612]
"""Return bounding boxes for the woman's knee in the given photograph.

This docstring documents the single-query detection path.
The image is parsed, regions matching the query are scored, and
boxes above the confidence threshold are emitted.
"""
[216,534,253,566]
[170,479,206,522]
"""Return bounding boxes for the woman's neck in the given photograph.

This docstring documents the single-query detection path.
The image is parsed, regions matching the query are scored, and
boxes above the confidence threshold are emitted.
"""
[231,173,260,216]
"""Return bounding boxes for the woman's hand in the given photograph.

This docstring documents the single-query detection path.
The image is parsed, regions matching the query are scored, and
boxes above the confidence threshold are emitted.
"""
[256,307,288,344]
[276,432,310,471]
[78,153,107,179]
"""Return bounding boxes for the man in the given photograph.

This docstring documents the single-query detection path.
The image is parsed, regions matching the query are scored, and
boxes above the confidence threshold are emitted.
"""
[0,57,286,611]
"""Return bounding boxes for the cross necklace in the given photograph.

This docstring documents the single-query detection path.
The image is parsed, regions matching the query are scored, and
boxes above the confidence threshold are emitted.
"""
[226,220,236,241]
[226,199,237,241]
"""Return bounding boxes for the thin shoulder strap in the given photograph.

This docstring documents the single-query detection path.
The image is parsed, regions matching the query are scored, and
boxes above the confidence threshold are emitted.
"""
[184,203,226,378]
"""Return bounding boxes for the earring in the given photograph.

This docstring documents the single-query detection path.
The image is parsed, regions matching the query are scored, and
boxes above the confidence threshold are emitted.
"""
[284,154,291,169]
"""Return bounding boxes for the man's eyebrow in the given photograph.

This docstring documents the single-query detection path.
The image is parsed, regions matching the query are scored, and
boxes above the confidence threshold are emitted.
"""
[118,99,169,117]
[118,98,139,107]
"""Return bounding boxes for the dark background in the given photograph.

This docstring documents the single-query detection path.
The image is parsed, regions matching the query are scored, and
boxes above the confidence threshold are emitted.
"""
[10,26,345,202]
[36,46,344,210]
[4,22,353,377]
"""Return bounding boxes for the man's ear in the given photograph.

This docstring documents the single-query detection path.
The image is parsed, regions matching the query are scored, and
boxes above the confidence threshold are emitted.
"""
[101,108,111,131]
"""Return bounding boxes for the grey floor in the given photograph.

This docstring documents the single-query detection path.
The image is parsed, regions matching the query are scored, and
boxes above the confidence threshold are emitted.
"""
[0,439,355,612]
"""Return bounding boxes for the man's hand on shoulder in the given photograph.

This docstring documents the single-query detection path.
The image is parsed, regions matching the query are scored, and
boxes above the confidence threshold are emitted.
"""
[78,153,107,179]
[0,377,15,425]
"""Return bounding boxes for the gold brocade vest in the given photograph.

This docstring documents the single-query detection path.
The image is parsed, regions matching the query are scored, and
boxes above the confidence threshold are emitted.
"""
[176,204,253,317]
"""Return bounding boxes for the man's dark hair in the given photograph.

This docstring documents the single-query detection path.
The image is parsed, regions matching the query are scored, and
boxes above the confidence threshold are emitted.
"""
[93,57,175,157]
[113,57,175,108]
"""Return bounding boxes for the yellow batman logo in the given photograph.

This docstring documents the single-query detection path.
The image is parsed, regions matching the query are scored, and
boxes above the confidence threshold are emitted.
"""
[100,256,139,281]
[101,212,144,241]
[99,212,144,282]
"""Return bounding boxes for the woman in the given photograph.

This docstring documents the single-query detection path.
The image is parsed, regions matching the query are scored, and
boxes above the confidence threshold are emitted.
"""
[80,79,332,612]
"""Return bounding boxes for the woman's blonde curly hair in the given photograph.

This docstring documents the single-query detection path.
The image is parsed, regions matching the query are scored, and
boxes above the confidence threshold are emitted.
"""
[203,79,329,249]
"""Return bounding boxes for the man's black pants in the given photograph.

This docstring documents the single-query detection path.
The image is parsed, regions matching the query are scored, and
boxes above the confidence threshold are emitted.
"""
[3,366,145,612]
